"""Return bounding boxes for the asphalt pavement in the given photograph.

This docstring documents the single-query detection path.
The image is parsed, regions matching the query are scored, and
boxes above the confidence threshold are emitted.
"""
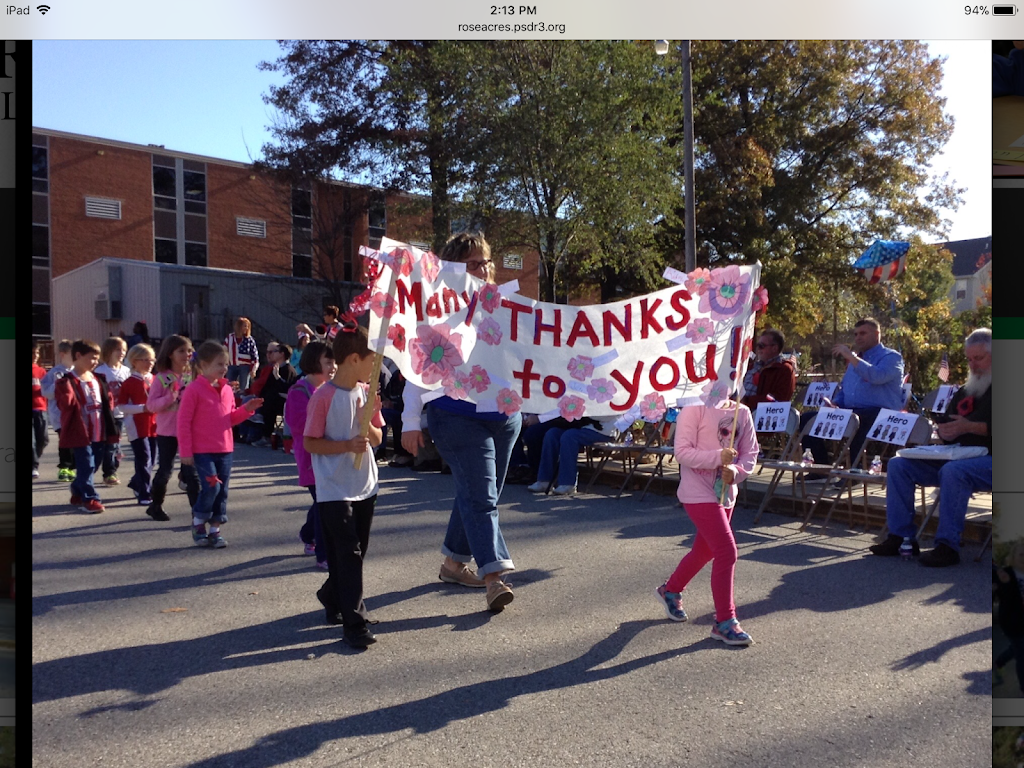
[32,439,992,767]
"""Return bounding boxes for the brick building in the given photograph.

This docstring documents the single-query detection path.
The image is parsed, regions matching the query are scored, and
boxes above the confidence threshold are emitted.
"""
[31,128,539,342]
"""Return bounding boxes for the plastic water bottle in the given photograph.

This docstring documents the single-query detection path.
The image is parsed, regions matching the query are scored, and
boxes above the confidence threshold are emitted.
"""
[801,449,814,467]
[624,431,633,446]
[899,537,914,560]
[869,455,882,475]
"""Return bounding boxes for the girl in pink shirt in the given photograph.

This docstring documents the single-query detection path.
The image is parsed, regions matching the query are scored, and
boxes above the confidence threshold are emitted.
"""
[146,335,198,522]
[177,341,262,548]
[654,400,759,646]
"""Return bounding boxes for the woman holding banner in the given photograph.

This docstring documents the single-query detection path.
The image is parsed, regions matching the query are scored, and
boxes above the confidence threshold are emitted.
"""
[401,233,521,613]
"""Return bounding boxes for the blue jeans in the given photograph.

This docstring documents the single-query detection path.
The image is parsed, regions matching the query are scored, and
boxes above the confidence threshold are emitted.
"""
[192,452,232,525]
[522,420,560,474]
[298,485,327,562]
[537,427,607,487]
[226,365,251,394]
[71,442,109,502]
[427,404,521,576]
[885,455,993,552]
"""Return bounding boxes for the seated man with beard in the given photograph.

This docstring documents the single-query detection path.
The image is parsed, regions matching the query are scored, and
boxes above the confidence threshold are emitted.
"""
[870,328,993,567]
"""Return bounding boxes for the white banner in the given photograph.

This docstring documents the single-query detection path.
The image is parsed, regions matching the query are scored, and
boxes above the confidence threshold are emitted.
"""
[361,239,763,420]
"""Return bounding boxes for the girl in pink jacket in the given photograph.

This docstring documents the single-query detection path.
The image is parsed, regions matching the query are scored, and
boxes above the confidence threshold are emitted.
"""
[177,341,262,548]
[654,399,759,646]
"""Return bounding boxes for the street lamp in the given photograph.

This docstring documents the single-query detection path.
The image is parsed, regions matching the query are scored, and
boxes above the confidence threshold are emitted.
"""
[656,40,696,273]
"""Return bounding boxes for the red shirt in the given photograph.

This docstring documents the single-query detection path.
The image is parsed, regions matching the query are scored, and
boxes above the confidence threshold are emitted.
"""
[32,364,47,411]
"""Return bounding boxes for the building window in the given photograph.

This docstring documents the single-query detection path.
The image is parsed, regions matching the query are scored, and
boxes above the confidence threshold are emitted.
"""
[32,224,49,267]
[32,303,52,336]
[154,156,208,265]
[292,253,312,279]
[184,242,207,267]
[236,217,266,238]
[956,289,967,301]
[155,238,177,264]
[368,194,386,249]
[292,185,313,278]
[31,146,48,193]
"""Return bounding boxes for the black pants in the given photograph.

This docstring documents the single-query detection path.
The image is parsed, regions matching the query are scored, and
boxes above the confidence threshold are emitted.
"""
[260,400,285,439]
[31,410,48,470]
[151,435,199,509]
[54,429,74,470]
[319,495,377,630]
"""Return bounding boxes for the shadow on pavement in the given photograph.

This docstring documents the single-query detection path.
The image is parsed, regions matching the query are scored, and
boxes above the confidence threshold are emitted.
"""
[177,619,703,768]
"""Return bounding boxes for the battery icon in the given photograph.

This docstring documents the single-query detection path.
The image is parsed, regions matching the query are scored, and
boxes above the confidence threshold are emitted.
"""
[994,4,1017,14]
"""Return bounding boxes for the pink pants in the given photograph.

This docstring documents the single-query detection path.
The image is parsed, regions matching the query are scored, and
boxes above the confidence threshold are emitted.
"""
[665,502,737,623]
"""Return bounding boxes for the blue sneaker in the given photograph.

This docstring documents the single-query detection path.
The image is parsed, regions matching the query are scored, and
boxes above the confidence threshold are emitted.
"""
[208,534,227,549]
[654,583,688,622]
[711,618,753,646]
[192,525,211,547]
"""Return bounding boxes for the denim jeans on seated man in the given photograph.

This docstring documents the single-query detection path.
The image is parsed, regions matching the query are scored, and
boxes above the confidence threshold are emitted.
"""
[536,427,608,488]
[426,403,521,577]
[883,455,992,552]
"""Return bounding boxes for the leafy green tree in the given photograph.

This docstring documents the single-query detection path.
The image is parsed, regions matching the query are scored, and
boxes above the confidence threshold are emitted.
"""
[674,40,962,336]
[473,41,682,302]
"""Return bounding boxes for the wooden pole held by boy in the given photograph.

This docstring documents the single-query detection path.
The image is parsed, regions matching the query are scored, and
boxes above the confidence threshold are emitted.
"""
[353,265,397,471]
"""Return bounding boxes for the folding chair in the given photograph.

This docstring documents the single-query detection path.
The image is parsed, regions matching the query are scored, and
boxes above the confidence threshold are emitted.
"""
[821,416,933,532]
[584,416,668,498]
[635,419,678,501]
[742,406,801,507]
[753,412,859,525]
[796,413,862,530]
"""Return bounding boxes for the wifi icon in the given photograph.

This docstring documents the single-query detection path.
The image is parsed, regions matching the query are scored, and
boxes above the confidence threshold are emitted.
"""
[36,4,50,13]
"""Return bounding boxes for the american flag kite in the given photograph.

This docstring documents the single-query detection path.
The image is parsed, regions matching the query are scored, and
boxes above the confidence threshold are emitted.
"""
[852,240,910,284]
[937,352,949,382]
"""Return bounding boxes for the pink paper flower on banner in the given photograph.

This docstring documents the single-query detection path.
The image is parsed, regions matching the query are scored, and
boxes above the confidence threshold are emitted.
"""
[701,379,731,406]
[496,388,523,416]
[477,317,503,346]
[698,265,751,322]
[558,395,587,422]
[389,247,414,278]
[387,323,407,353]
[567,355,595,382]
[586,378,617,404]
[349,288,372,316]
[685,267,713,296]
[751,285,769,313]
[478,283,502,314]
[684,317,716,344]
[369,291,397,319]
[443,371,473,401]
[420,251,441,283]
[409,323,464,385]
[468,365,491,393]
[638,392,667,422]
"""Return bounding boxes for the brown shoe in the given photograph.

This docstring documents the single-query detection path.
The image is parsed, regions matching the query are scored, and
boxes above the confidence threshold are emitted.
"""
[439,562,486,588]
[485,580,514,612]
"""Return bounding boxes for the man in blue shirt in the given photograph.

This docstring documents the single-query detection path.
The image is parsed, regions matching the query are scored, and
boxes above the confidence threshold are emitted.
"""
[802,318,905,479]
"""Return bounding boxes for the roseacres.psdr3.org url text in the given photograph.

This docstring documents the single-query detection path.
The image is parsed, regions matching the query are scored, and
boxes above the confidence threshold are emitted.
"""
[458,22,565,33]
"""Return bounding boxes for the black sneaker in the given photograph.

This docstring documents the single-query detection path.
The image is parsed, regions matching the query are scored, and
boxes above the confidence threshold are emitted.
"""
[316,587,342,625]
[869,534,919,557]
[342,625,377,648]
[145,504,171,522]
[918,542,960,567]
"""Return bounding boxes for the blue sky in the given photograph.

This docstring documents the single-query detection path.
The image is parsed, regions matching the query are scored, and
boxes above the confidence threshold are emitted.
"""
[33,39,991,244]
